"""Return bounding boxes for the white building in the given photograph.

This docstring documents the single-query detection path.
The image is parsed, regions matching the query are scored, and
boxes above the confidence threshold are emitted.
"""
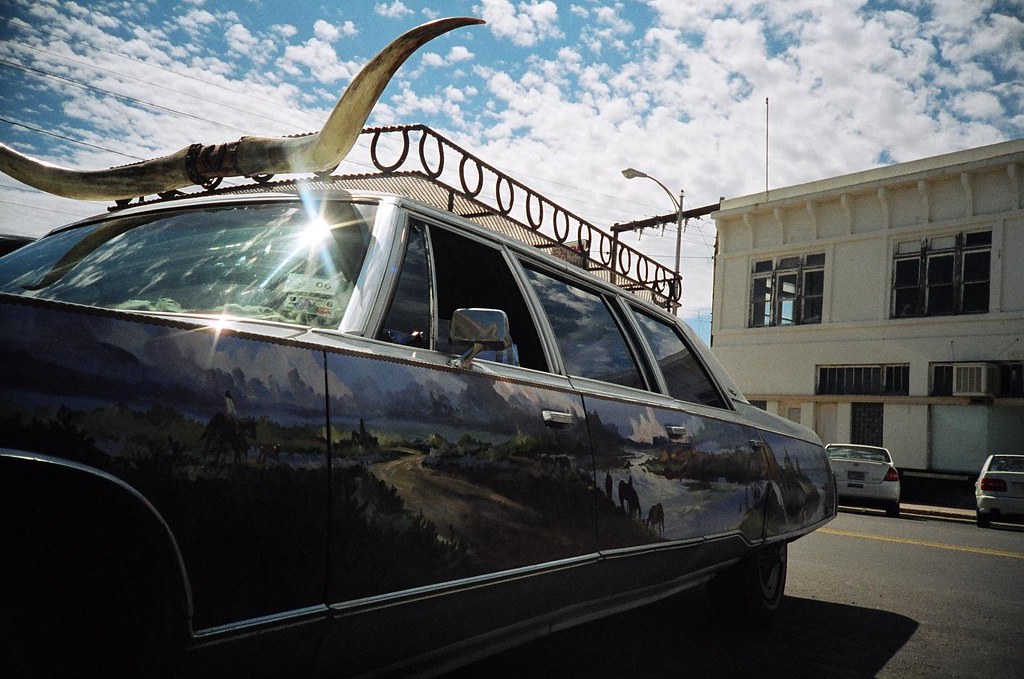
[711,139,1024,475]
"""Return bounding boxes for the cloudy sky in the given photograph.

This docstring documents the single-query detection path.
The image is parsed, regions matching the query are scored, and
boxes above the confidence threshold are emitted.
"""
[1,0,1022,341]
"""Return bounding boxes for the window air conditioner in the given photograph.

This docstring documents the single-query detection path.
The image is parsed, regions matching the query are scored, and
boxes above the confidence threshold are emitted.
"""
[952,363,1000,397]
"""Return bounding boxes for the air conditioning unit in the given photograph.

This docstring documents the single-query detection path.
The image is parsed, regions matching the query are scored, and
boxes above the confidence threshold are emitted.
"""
[953,363,1000,397]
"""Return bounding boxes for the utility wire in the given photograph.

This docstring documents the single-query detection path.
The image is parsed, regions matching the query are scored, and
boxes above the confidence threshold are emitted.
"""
[2,23,656,227]
[1,17,718,247]
[0,115,143,159]
[9,41,318,133]
[1,59,251,133]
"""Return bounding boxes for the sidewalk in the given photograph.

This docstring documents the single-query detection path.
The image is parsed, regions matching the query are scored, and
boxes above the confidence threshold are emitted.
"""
[836,503,976,522]
[898,503,975,521]
[896,472,977,521]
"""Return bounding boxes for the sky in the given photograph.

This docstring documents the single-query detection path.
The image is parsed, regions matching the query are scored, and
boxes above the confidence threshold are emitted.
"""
[1,0,1022,342]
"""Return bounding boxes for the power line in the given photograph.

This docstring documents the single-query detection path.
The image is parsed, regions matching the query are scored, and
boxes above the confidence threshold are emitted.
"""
[10,41,317,133]
[0,198,92,218]
[0,115,142,159]
[0,59,251,133]
[5,17,325,129]
[1,16,719,241]
[2,20,659,228]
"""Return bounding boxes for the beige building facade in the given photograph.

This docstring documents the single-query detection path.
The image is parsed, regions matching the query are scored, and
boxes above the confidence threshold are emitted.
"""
[711,139,1024,474]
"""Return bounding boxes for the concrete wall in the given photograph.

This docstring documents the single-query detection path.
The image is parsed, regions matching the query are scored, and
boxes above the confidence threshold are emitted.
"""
[711,139,1024,472]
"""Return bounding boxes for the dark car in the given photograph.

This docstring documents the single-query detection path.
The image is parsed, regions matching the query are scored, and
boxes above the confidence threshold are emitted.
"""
[0,17,835,678]
[0,233,34,256]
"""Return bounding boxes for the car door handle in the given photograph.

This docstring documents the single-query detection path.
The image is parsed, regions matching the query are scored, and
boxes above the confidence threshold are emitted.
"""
[666,425,688,438]
[542,410,574,427]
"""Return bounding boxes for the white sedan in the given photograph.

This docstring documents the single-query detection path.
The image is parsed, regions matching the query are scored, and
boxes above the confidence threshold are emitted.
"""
[975,454,1024,528]
[825,444,901,517]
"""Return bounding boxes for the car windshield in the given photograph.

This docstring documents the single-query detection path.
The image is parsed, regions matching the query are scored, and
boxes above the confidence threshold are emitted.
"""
[826,446,890,463]
[0,200,377,328]
[990,456,1024,473]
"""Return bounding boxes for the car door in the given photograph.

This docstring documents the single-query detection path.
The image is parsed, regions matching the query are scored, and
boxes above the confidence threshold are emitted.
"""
[0,299,330,632]
[319,217,594,604]
[520,265,771,553]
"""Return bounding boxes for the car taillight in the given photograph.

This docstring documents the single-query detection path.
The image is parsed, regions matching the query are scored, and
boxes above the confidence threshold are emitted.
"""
[884,468,899,482]
[980,476,1007,492]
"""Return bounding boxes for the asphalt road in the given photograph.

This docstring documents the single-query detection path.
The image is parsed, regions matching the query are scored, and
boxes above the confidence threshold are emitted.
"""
[446,509,1024,678]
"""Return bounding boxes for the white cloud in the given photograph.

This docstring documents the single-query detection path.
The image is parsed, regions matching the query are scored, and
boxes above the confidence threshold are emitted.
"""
[279,39,358,83]
[421,45,476,69]
[1,0,1022,341]
[480,0,563,47]
[954,91,1005,120]
[313,19,356,42]
[447,45,474,63]
[579,3,634,54]
[375,1,414,19]
[314,20,341,42]
[177,8,217,37]
[225,23,258,56]
[271,23,298,39]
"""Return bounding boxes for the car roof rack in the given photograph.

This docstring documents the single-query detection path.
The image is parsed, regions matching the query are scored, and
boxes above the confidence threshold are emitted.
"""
[123,124,681,311]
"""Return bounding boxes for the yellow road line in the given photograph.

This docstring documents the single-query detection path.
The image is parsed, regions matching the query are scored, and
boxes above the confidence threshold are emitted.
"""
[820,528,1024,560]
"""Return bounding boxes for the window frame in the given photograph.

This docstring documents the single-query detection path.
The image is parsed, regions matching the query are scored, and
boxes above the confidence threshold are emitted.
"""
[891,230,991,319]
[816,364,910,396]
[520,262,650,390]
[623,301,728,408]
[372,214,552,372]
[748,253,825,328]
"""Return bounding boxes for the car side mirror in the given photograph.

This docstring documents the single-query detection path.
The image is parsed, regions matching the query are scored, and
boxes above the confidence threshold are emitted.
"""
[447,308,511,367]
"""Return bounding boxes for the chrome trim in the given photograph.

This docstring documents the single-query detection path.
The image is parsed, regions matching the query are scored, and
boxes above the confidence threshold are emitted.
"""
[0,448,194,620]
[329,552,603,615]
[666,424,688,438]
[542,410,575,427]
[189,605,330,643]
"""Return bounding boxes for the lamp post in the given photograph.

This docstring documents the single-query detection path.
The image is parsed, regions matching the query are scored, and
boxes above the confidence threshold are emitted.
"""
[621,167,685,310]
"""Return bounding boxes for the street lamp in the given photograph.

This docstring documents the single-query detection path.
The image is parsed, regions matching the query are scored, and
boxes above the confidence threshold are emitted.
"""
[621,167,685,310]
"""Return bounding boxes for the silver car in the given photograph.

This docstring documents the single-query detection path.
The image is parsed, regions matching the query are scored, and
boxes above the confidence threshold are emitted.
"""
[975,454,1024,527]
[825,443,901,517]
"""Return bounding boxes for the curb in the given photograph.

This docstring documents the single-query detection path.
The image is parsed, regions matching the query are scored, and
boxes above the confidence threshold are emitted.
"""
[838,504,975,522]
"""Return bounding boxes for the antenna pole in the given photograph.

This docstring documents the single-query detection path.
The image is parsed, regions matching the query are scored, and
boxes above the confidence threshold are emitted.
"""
[765,97,770,195]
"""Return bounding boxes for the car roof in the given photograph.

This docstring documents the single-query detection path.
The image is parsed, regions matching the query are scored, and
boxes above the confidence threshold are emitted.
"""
[825,443,889,452]
[76,124,680,315]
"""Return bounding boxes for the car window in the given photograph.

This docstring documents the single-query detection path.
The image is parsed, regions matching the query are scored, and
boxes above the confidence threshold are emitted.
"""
[0,201,377,329]
[378,222,432,348]
[380,219,547,371]
[630,307,725,407]
[990,456,1024,472]
[523,266,644,389]
[826,446,890,463]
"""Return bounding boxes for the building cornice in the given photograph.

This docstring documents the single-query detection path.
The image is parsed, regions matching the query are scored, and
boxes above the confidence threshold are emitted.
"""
[716,138,1024,217]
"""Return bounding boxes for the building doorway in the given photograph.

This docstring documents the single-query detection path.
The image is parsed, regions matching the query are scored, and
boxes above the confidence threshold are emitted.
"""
[851,402,883,446]
[815,403,838,445]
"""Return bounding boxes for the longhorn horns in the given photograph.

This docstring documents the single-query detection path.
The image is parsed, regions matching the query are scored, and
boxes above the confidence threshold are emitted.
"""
[0,17,484,201]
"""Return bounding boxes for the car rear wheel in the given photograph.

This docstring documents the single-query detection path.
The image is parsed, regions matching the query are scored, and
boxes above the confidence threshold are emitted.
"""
[707,541,787,627]
[976,510,991,528]
[886,502,900,518]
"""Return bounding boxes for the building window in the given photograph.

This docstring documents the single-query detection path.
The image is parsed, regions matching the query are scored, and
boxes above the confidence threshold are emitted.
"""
[817,365,910,396]
[749,253,824,327]
[1003,363,1024,397]
[892,230,991,318]
[931,364,954,396]
[931,362,1024,397]
[851,402,884,446]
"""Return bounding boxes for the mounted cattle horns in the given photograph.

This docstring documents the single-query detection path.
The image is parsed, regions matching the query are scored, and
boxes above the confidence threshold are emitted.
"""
[0,17,483,201]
